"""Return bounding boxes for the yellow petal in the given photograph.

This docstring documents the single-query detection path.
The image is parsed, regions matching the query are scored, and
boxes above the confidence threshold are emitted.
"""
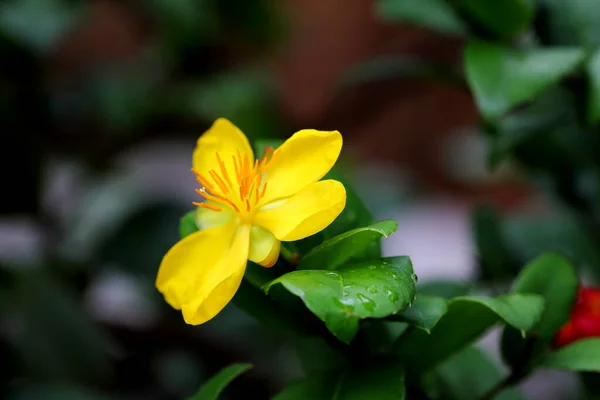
[254,180,346,241]
[260,129,342,204]
[192,118,254,176]
[248,225,280,267]
[156,220,250,325]
[195,205,234,229]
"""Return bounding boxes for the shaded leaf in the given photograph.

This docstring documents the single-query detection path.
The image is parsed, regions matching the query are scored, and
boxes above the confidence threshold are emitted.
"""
[264,257,416,343]
[417,281,472,299]
[297,337,346,374]
[541,338,600,372]
[273,358,405,400]
[425,346,526,400]
[375,0,465,35]
[458,0,534,39]
[465,41,585,120]
[179,210,198,238]
[587,50,600,124]
[391,295,448,333]
[298,220,398,270]
[189,363,252,400]
[394,294,544,374]
[542,0,600,47]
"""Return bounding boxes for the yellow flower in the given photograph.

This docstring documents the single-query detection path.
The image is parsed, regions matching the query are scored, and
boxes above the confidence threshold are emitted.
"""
[156,118,346,325]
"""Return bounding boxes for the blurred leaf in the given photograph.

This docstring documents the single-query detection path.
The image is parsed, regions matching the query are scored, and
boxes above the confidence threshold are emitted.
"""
[390,295,448,333]
[541,338,600,372]
[179,210,198,238]
[187,70,278,140]
[16,273,112,384]
[503,213,600,280]
[188,363,252,400]
[587,50,600,124]
[7,384,110,400]
[458,0,534,39]
[298,220,398,270]
[501,254,578,369]
[375,0,465,35]
[217,0,283,44]
[151,0,220,48]
[0,0,80,55]
[264,257,416,343]
[339,55,466,91]
[465,41,585,120]
[487,87,574,168]
[425,346,526,400]
[472,204,519,281]
[416,281,472,299]
[274,358,405,400]
[100,202,187,276]
[542,0,600,47]
[273,373,340,400]
[297,337,346,374]
[393,294,544,374]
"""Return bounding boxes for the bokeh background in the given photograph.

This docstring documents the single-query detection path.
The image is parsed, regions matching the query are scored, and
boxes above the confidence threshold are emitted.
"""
[1,0,596,399]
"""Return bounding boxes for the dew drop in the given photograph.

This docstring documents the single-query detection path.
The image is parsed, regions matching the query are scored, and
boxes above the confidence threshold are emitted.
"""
[385,289,398,302]
[367,286,378,294]
[367,265,376,270]
[356,293,375,312]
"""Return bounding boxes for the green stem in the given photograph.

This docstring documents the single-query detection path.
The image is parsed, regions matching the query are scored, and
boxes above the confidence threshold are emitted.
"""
[280,242,300,266]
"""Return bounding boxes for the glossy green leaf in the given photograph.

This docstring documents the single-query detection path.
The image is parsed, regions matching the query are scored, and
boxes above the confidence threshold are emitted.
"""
[587,50,600,124]
[425,346,526,400]
[541,339,600,372]
[471,204,519,281]
[264,257,416,343]
[458,0,534,39]
[393,294,544,374]
[298,220,398,270]
[179,210,198,238]
[189,363,252,400]
[391,295,448,333]
[465,41,585,120]
[375,0,465,35]
[274,359,405,400]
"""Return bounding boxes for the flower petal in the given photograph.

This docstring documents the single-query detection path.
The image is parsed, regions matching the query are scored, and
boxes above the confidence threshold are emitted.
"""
[254,180,346,241]
[260,129,342,204]
[248,225,280,267]
[156,220,250,324]
[195,205,234,230]
[192,118,254,176]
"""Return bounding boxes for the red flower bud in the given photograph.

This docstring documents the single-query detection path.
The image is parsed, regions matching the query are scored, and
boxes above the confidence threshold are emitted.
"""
[574,287,600,317]
[553,286,600,348]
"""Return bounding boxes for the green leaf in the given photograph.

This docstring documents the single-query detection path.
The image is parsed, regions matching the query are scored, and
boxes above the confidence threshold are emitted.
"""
[425,346,526,400]
[0,0,81,54]
[465,41,585,120]
[7,384,110,400]
[417,281,472,299]
[393,294,544,374]
[375,0,465,35]
[179,210,198,238]
[16,274,112,383]
[471,204,519,281]
[510,253,578,339]
[542,0,600,47]
[273,358,405,400]
[189,363,252,400]
[458,0,534,39]
[297,337,346,374]
[587,50,600,124]
[298,220,398,270]
[541,339,600,372]
[391,295,448,333]
[501,253,578,369]
[264,257,416,343]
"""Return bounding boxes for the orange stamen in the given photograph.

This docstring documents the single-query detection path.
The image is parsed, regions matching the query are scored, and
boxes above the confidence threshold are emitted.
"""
[216,153,232,187]
[197,202,223,211]
[209,170,229,194]
[245,199,251,212]
[191,168,215,191]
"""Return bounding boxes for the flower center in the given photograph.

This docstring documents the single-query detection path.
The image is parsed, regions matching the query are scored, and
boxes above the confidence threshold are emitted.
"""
[191,146,275,220]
